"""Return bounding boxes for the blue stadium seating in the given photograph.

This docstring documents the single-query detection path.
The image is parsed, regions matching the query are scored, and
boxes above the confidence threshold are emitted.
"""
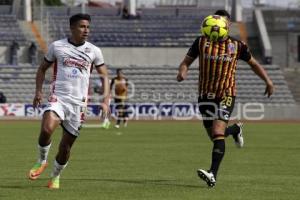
[46,7,205,47]
[0,14,27,45]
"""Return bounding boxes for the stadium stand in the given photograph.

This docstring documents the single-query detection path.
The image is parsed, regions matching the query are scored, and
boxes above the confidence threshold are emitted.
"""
[48,15,202,47]
[44,7,240,47]
[0,14,27,46]
[91,64,295,105]
[0,5,296,107]
[0,63,295,105]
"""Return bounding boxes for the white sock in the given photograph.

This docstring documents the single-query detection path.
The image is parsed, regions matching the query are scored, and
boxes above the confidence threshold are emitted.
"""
[38,143,51,164]
[103,117,109,123]
[51,159,67,178]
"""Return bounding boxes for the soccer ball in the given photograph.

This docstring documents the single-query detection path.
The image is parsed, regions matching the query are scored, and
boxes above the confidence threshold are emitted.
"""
[201,15,229,41]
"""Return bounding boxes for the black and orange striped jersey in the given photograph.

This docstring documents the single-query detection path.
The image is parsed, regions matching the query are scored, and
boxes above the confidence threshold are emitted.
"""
[110,77,128,99]
[187,36,252,97]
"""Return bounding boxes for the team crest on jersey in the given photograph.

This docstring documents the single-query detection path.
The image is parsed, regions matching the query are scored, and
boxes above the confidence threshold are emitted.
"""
[72,68,78,74]
[227,43,236,54]
[205,41,210,47]
[84,47,91,53]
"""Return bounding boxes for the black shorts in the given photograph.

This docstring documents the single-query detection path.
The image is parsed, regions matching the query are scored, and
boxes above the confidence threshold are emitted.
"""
[114,98,126,110]
[198,94,235,128]
[114,98,129,117]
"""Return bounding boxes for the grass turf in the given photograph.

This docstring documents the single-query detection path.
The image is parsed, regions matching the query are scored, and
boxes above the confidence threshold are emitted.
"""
[0,121,299,200]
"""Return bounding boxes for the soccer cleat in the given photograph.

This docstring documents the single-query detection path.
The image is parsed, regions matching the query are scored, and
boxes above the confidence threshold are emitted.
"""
[47,176,60,189]
[232,122,244,148]
[197,169,216,187]
[115,124,120,129]
[28,162,48,180]
[100,121,110,129]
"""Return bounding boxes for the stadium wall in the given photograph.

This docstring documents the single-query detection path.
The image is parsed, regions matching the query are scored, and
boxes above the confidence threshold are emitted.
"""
[101,47,195,66]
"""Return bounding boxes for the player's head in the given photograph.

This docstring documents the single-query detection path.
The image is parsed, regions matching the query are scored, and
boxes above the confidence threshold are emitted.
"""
[214,9,231,38]
[116,68,123,77]
[214,10,231,21]
[69,13,91,43]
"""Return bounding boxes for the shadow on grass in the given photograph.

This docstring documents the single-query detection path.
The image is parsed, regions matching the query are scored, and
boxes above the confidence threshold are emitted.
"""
[0,178,49,190]
[0,178,207,190]
[64,178,205,189]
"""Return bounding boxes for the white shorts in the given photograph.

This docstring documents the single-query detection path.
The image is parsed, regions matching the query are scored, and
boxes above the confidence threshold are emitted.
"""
[44,99,85,137]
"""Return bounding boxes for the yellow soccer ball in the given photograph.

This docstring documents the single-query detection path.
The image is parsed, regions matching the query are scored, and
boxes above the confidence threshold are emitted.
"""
[201,15,229,41]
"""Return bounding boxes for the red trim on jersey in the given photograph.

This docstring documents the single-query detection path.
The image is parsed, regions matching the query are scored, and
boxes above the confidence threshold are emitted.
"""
[51,61,58,94]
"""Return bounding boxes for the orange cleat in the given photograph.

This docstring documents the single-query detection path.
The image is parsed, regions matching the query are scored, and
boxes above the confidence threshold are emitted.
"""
[28,162,48,180]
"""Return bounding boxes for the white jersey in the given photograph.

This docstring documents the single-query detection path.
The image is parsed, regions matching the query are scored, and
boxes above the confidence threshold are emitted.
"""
[45,38,104,106]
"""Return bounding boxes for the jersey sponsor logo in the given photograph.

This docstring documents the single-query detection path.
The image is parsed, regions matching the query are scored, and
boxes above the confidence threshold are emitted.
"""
[227,43,236,54]
[63,57,89,71]
[204,53,233,62]
[0,104,24,116]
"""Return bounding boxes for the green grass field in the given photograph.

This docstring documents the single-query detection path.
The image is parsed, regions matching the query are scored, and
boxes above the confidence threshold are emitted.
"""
[0,120,299,200]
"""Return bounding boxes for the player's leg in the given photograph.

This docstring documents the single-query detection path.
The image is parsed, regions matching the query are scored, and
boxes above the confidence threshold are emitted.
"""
[197,120,226,187]
[48,103,81,189]
[48,130,77,189]
[198,96,214,141]
[99,105,111,129]
[197,95,235,187]
[225,122,244,147]
[115,99,121,128]
[29,110,61,180]
[222,96,244,147]
[209,120,227,178]
[123,101,128,127]
[204,121,243,147]
[203,121,213,141]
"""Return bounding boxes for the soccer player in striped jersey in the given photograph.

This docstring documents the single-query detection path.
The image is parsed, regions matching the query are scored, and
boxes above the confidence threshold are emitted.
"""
[177,10,274,187]
[110,69,129,128]
[28,13,110,189]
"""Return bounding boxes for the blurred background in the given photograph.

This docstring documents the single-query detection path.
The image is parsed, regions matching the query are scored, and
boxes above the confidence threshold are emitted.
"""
[0,0,299,120]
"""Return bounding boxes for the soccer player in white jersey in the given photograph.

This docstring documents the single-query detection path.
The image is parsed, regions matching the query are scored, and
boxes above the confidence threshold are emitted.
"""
[28,13,110,189]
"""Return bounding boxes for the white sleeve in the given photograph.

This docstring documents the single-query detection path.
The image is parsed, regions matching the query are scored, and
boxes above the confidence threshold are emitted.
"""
[44,43,55,62]
[94,47,105,66]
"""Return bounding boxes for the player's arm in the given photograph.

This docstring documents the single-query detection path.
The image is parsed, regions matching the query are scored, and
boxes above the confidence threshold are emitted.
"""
[33,59,53,108]
[247,57,274,97]
[239,41,274,98]
[177,56,195,82]
[177,37,199,82]
[124,78,129,92]
[110,78,115,91]
[96,64,110,109]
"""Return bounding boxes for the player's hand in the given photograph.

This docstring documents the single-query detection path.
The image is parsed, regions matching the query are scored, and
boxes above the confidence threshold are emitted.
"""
[264,81,274,98]
[33,91,43,108]
[177,71,187,82]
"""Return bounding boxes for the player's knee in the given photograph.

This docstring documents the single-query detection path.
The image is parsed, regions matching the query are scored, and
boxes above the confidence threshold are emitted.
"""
[41,125,54,136]
[211,130,225,140]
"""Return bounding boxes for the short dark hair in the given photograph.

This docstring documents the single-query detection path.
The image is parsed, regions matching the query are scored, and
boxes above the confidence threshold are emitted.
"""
[214,10,231,20]
[69,13,91,26]
[116,68,122,74]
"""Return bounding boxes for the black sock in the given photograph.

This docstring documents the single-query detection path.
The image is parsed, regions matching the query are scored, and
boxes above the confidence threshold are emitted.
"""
[209,139,225,178]
[225,124,239,137]
[116,119,121,125]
